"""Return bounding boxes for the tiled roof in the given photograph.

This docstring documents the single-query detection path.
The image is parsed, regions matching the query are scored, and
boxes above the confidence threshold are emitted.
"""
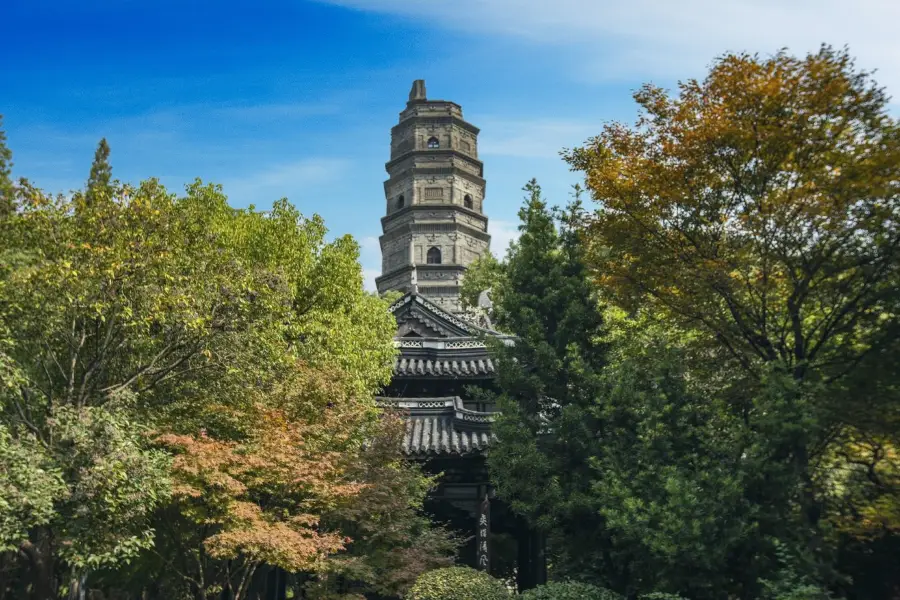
[403,415,492,456]
[394,356,496,377]
[388,293,506,337]
[377,397,495,457]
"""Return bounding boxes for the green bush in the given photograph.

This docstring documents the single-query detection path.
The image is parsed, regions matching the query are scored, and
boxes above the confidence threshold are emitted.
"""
[407,567,510,600]
[520,581,624,600]
[639,594,689,600]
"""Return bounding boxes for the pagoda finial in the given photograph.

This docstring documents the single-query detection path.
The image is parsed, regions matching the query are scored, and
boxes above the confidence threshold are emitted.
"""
[409,79,426,101]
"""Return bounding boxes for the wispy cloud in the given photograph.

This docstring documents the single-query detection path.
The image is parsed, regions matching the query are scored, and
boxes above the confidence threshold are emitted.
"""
[222,158,352,207]
[488,219,521,259]
[319,0,900,97]
[478,117,594,159]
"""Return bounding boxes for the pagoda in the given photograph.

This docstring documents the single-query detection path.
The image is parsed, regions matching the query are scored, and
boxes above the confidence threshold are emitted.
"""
[375,81,546,591]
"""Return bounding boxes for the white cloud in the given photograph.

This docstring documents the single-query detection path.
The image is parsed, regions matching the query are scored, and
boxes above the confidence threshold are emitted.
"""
[319,0,900,98]
[222,158,351,206]
[488,219,521,259]
[477,117,594,158]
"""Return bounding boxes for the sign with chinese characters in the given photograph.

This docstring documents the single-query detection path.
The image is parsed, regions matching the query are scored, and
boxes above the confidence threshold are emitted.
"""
[477,493,490,572]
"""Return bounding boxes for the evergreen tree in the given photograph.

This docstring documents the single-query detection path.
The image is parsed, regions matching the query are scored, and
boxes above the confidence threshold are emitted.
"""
[85,138,112,203]
[0,116,14,214]
[467,181,614,584]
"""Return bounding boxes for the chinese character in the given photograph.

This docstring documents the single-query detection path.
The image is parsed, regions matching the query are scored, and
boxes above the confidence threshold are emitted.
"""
[479,528,488,539]
[479,555,489,567]
[480,541,488,553]
[479,515,488,526]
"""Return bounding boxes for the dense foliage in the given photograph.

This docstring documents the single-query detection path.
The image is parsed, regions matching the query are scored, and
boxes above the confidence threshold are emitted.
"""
[0,127,457,599]
[466,46,900,600]
[407,566,511,600]
[464,181,615,583]
[519,581,623,600]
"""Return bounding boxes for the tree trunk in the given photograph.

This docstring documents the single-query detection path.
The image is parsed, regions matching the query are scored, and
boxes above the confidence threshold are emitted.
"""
[18,540,55,600]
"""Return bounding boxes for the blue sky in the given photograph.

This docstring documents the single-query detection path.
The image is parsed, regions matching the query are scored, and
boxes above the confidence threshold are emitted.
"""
[3,0,898,290]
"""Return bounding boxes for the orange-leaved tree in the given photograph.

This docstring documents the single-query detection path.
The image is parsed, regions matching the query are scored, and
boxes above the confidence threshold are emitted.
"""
[565,45,900,385]
[158,397,363,599]
[564,45,900,592]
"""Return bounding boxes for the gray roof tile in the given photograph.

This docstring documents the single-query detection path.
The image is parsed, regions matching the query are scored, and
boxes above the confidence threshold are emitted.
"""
[393,356,497,377]
[376,397,495,457]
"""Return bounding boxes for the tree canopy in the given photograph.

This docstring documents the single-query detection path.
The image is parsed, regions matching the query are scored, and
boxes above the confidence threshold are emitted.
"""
[0,128,456,600]
[565,44,900,576]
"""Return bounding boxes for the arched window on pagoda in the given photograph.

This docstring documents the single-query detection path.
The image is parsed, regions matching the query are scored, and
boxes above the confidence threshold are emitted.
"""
[427,136,440,149]
[427,247,441,264]
[464,194,474,209]
[397,194,405,209]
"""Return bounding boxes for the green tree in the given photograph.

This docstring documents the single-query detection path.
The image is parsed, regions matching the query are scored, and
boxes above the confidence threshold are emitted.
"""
[588,309,785,598]
[85,138,112,204]
[470,180,853,598]
[465,181,615,583]
[0,116,13,213]
[0,123,437,599]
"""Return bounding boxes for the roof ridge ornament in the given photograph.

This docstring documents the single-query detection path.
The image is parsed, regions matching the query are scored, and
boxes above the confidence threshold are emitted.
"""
[410,265,419,294]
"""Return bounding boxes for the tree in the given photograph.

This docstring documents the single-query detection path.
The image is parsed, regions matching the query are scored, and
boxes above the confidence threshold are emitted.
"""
[564,46,900,594]
[587,309,782,598]
[305,410,461,599]
[0,124,425,598]
[467,183,780,596]
[85,138,112,204]
[464,181,614,583]
[564,46,900,387]
[0,116,13,213]
[157,402,357,600]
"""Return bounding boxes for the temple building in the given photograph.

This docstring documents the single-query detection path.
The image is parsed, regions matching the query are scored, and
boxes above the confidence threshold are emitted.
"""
[375,81,546,591]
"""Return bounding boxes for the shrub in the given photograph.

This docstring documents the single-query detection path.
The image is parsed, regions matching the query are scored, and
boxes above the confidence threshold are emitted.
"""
[639,594,689,600]
[407,566,510,600]
[521,581,624,600]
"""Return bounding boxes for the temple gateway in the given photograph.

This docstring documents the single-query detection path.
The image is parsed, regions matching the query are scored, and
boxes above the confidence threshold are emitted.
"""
[375,80,547,591]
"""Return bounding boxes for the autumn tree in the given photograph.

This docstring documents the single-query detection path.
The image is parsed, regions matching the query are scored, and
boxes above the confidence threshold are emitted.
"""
[565,46,900,595]
[565,46,900,385]
[306,410,461,600]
